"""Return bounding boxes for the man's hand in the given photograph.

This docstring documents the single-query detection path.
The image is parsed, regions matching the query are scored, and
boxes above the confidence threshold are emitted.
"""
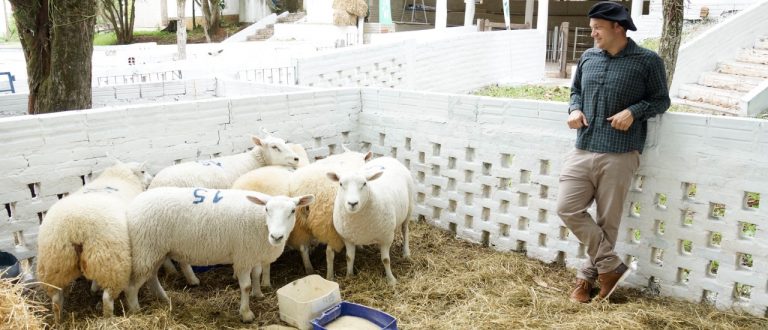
[567,110,588,129]
[606,109,634,131]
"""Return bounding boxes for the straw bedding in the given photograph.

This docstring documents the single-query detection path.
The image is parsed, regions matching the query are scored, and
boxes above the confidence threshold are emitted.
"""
[4,220,767,329]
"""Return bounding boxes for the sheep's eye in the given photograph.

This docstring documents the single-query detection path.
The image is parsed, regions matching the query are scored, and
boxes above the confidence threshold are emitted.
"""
[291,209,295,214]
[271,146,279,151]
[265,207,269,213]
[362,182,367,187]
[339,182,343,187]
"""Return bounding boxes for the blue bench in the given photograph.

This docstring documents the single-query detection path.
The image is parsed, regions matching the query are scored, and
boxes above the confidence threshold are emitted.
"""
[0,72,16,94]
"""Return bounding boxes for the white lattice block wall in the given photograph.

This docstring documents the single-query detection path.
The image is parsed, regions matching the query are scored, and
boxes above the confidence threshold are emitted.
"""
[1,87,766,316]
[296,30,546,93]
[0,88,361,260]
[357,88,768,316]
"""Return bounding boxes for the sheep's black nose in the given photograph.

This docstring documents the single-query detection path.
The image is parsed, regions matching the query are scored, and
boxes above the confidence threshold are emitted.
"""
[294,157,299,162]
[348,201,358,208]
[271,234,284,242]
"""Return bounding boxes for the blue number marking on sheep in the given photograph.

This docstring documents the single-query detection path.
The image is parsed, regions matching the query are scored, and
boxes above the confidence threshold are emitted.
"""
[193,188,207,204]
[213,191,224,203]
[83,186,120,194]
[198,160,223,167]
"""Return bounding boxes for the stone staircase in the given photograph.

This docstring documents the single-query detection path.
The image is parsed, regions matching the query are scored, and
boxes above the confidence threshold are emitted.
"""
[676,35,768,115]
[247,12,306,41]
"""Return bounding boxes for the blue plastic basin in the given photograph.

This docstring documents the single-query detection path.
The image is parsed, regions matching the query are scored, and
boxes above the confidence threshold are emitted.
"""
[311,301,397,330]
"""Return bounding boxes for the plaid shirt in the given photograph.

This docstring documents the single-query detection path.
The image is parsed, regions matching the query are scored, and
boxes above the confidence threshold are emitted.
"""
[569,38,670,154]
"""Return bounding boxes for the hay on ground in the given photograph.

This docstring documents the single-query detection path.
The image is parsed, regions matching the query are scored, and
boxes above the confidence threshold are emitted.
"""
[16,221,768,329]
[1,276,45,330]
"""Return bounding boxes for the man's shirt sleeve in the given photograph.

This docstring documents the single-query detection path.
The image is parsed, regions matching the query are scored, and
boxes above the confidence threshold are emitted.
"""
[627,54,671,122]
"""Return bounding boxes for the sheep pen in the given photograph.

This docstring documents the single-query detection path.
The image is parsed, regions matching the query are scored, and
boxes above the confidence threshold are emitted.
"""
[6,221,766,329]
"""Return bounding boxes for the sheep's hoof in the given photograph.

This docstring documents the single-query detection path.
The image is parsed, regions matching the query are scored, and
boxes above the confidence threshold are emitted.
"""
[387,277,397,287]
[250,290,264,298]
[240,310,255,323]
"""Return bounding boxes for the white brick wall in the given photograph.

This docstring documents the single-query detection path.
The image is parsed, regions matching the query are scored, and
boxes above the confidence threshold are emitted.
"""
[1,87,766,315]
[358,88,767,316]
[0,79,219,117]
[296,30,547,93]
[0,88,361,260]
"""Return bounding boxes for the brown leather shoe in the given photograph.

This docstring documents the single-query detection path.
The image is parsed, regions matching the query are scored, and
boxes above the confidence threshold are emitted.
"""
[569,278,593,303]
[597,263,630,301]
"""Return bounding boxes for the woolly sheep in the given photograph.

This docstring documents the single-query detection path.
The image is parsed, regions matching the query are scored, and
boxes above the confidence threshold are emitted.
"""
[124,188,314,322]
[148,134,300,190]
[288,150,372,281]
[36,161,152,322]
[169,142,310,285]
[327,156,414,285]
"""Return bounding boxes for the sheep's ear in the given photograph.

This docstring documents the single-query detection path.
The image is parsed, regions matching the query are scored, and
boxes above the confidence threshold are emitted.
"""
[246,192,271,206]
[366,169,384,181]
[363,151,373,162]
[294,194,315,207]
[326,172,340,182]
[251,135,263,146]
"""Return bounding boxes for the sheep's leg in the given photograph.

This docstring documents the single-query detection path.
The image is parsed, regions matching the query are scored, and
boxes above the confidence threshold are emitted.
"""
[402,220,411,259]
[179,262,200,286]
[260,262,271,288]
[344,241,356,277]
[125,283,141,313]
[380,242,397,286]
[235,267,255,322]
[300,244,314,274]
[102,289,115,317]
[147,273,170,305]
[250,265,264,298]
[161,258,178,275]
[49,288,63,323]
[325,245,336,281]
[90,280,100,293]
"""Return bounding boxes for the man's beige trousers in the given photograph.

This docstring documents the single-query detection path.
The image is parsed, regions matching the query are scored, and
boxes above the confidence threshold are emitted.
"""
[556,148,640,282]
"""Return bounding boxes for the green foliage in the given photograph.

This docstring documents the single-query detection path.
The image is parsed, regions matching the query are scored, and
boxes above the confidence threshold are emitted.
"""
[93,31,117,45]
[746,192,760,208]
[474,85,571,102]
[640,37,660,52]
[1,16,19,42]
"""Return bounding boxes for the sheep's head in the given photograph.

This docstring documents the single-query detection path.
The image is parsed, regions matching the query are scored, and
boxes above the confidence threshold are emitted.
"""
[246,193,315,246]
[327,167,384,214]
[106,156,153,189]
[125,161,153,189]
[251,135,300,168]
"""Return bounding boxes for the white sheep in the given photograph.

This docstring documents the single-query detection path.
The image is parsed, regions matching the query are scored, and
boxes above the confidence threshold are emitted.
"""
[288,150,372,281]
[36,160,152,322]
[169,142,310,285]
[229,149,371,287]
[124,188,314,322]
[148,134,300,190]
[326,156,414,286]
[151,134,302,282]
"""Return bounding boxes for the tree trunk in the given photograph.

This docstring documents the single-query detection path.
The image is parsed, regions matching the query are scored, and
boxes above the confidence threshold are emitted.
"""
[658,0,684,89]
[10,0,96,114]
[201,0,212,42]
[101,0,137,44]
[201,0,221,37]
[177,0,187,59]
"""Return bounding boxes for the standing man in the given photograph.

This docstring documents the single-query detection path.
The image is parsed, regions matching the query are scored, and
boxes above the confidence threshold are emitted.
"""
[558,1,670,303]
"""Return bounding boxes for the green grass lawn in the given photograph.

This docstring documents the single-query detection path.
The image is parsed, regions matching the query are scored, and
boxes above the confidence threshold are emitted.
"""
[474,85,571,102]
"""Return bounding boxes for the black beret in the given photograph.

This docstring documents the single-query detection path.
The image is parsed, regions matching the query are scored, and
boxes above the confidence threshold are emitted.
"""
[588,1,637,31]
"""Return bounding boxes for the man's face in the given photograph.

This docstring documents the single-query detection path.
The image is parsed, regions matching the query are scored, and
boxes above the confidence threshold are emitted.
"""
[589,18,623,50]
